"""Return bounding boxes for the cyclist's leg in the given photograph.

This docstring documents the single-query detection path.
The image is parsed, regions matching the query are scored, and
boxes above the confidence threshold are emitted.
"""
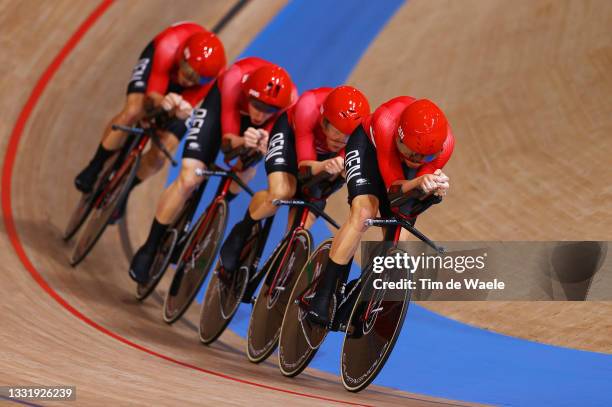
[110,119,186,223]
[307,126,383,325]
[249,171,297,219]
[220,112,297,273]
[129,85,222,283]
[136,119,185,181]
[75,93,145,192]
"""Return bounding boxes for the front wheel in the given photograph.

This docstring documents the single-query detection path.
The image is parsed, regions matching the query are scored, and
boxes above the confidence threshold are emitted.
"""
[340,247,411,392]
[135,228,178,301]
[69,154,139,266]
[247,229,311,363]
[162,199,228,324]
[278,239,333,377]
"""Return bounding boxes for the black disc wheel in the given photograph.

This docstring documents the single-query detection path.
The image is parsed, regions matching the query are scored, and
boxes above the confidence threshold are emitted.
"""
[340,247,411,392]
[162,199,228,324]
[278,239,333,377]
[247,229,311,363]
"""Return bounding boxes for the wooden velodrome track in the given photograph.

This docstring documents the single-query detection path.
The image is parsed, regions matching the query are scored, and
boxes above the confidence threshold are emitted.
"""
[1,0,610,406]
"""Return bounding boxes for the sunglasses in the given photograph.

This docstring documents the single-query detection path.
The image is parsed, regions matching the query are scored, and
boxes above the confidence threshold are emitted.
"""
[179,59,214,86]
[395,136,439,164]
[249,97,280,114]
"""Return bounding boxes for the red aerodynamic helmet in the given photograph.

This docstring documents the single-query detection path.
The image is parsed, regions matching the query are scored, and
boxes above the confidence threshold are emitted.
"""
[321,86,370,135]
[398,99,448,155]
[180,31,226,81]
[242,64,294,110]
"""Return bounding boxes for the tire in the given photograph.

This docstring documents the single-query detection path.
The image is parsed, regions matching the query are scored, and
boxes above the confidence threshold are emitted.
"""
[162,199,228,324]
[63,154,120,241]
[198,221,263,345]
[69,154,139,266]
[247,229,312,363]
[340,247,411,392]
[135,201,194,301]
[135,228,178,301]
[278,239,333,377]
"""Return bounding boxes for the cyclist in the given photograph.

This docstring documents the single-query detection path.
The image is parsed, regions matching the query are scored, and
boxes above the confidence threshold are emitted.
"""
[219,86,370,275]
[74,22,226,221]
[306,97,455,325]
[129,58,297,284]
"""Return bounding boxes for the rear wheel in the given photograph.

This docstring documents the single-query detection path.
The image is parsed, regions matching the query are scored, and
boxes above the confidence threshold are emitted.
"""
[162,199,228,324]
[198,222,262,344]
[278,239,333,377]
[247,229,311,363]
[340,247,411,392]
[69,155,139,266]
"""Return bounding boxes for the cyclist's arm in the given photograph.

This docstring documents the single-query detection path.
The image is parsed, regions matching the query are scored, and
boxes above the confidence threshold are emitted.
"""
[222,133,245,152]
[144,92,165,110]
[392,178,423,194]
[297,160,326,175]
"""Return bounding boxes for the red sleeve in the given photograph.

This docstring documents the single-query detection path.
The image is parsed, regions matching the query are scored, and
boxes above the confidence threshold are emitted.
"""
[146,39,176,95]
[416,128,455,176]
[219,66,243,136]
[293,92,319,163]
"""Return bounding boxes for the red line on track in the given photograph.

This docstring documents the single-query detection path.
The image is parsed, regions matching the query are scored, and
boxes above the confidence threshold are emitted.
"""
[0,2,369,405]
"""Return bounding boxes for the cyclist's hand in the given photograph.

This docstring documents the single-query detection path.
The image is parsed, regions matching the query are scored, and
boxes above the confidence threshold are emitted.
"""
[161,93,193,119]
[243,127,261,149]
[417,173,440,194]
[176,99,193,120]
[256,129,269,154]
[324,156,345,176]
[433,169,450,197]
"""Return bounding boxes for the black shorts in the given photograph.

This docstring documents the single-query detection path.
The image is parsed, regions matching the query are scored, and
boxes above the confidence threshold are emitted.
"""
[264,112,298,176]
[345,126,392,218]
[165,117,188,142]
[126,41,184,95]
[182,82,222,165]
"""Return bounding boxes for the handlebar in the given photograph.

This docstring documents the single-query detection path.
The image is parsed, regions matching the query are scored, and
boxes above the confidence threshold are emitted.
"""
[195,166,255,197]
[111,124,178,167]
[272,199,340,229]
[299,168,345,199]
[224,146,263,170]
[364,217,445,254]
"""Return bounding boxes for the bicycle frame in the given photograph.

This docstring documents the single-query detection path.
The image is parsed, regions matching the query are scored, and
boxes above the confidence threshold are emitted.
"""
[265,206,311,297]
[181,164,255,262]
[92,133,146,209]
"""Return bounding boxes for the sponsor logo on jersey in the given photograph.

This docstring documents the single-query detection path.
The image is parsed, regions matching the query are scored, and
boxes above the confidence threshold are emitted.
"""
[130,58,150,82]
[345,149,362,183]
[188,142,200,151]
[265,132,285,162]
[185,109,208,141]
